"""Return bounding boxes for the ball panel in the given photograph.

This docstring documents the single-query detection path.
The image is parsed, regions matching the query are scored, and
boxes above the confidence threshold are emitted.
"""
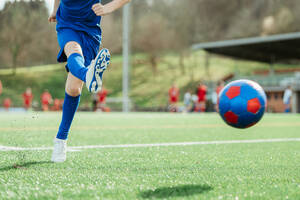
[238,112,257,128]
[240,84,259,100]
[257,92,267,109]
[224,111,238,124]
[253,106,265,124]
[230,96,247,115]
[247,98,261,114]
[218,93,231,115]
[245,122,257,128]
[245,79,267,102]
[225,86,240,99]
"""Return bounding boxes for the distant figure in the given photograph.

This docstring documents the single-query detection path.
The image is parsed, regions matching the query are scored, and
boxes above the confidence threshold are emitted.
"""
[52,99,62,111]
[195,82,207,112]
[92,87,109,112]
[191,94,198,112]
[168,83,180,112]
[212,81,225,112]
[3,98,11,111]
[283,85,292,113]
[98,87,109,111]
[41,90,53,111]
[0,80,2,95]
[22,87,33,110]
[183,90,192,112]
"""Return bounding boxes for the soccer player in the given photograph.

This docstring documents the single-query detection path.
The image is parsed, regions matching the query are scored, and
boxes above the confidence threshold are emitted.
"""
[195,81,207,112]
[49,0,130,162]
[168,83,180,112]
[98,87,108,106]
[3,98,11,111]
[283,85,292,113]
[22,87,33,110]
[183,90,192,112]
[41,89,53,111]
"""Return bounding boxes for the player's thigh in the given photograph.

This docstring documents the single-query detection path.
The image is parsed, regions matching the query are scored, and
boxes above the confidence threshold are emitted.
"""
[64,41,83,58]
[65,73,84,96]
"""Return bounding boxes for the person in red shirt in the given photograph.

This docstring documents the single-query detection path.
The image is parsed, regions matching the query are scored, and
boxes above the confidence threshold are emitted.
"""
[41,89,53,111]
[195,81,207,112]
[22,87,33,110]
[97,87,110,112]
[168,83,180,112]
[52,99,61,111]
[3,98,11,111]
[98,87,108,104]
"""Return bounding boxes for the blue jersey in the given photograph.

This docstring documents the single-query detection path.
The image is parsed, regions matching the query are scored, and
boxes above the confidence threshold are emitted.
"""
[56,0,102,36]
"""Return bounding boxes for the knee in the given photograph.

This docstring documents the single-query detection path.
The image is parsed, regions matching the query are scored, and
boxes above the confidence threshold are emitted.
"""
[64,41,82,58]
[66,84,82,97]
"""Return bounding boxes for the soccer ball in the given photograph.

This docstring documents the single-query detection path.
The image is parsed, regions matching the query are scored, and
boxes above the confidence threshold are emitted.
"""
[218,79,267,128]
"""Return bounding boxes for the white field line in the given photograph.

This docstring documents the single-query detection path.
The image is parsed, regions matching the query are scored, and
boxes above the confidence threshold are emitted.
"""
[0,138,300,152]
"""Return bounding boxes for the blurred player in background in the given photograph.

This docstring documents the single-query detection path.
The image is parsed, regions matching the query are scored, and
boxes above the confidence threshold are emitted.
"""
[22,87,33,110]
[48,0,130,162]
[191,94,198,112]
[52,98,62,111]
[3,98,11,111]
[283,85,292,113]
[195,81,207,112]
[183,90,192,112]
[168,83,180,112]
[98,86,109,111]
[41,89,53,111]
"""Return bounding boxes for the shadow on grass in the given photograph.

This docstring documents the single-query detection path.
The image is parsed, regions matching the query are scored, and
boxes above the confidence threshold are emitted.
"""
[140,184,213,199]
[0,161,52,171]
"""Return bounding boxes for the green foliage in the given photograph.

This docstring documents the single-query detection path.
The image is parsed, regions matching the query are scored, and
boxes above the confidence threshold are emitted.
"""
[0,65,67,108]
[0,1,57,70]
[0,52,284,109]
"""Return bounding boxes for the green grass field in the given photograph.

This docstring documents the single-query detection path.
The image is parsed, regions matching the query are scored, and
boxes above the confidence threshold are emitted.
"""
[0,112,300,199]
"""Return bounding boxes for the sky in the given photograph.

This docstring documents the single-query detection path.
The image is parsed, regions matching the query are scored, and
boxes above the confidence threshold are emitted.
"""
[0,0,53,13]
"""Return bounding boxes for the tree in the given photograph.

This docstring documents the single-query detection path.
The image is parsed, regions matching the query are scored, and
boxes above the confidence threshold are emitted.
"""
[134,13,176,74]
[0,1,56,73]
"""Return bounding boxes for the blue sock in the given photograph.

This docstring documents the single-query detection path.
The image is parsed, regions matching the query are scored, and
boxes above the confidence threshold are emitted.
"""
[67,53,88,82]
[56,93,80,140]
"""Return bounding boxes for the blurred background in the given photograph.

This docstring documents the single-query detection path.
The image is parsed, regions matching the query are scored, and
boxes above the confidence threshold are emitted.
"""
[1,0,300,113]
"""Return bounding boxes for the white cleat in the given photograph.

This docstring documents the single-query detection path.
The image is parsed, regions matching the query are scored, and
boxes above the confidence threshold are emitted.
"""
[51,138,67,163]
[86,48,111,93]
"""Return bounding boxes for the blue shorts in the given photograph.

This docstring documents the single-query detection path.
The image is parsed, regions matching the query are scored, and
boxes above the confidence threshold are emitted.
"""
[57,28,101,70]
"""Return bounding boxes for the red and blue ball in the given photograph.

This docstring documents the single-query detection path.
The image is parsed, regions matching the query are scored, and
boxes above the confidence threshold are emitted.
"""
[218,79,267,128]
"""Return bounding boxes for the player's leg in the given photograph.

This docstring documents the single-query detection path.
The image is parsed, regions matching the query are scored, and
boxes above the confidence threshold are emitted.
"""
[85,48,111,93]
[51,73,83,163]
[51,43,84,163]
[63,40,111,93]
[52,30,110,162]
[58,73,83,137]
[64,41,88,82]
[57,28,110,93]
